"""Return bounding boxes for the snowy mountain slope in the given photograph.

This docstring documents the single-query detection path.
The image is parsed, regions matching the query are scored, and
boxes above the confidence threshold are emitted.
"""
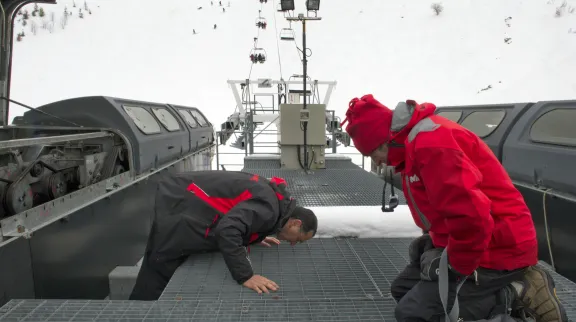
[9,0,576,125]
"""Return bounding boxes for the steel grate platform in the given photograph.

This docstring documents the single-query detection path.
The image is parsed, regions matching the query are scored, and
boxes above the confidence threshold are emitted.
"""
[2,238,576,321]
[242,158,406,207]
[160,238,387,301]
[0,298,396,322]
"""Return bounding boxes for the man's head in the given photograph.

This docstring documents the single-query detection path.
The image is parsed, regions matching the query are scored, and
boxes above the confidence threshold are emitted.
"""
[277,206,317,246]
[341,94,394,165]
[369,144,389,167]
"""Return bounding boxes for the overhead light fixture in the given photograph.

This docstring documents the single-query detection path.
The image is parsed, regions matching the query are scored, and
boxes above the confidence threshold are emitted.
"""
[306,0,320,11]
[280,0,295,11]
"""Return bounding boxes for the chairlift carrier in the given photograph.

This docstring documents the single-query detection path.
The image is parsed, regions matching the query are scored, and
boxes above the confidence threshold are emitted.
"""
[250,48,268,58]
[280,28,295,40]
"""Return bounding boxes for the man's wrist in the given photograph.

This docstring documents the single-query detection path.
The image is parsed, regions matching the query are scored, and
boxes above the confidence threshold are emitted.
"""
[238,273,254,285]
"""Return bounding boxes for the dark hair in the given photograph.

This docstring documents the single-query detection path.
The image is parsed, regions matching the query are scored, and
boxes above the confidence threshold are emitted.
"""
[290,206,318,237]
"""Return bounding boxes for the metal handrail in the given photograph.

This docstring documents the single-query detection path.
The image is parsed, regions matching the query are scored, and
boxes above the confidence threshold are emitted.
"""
[215,130,368,171]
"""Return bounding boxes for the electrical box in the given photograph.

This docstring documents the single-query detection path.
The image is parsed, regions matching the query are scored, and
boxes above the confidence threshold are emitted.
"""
[288,93,300,104]
[279,104,326,170]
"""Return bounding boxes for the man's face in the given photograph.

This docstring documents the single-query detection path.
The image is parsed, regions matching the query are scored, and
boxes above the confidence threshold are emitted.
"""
[276,219,315,246]
[369,144,389,166]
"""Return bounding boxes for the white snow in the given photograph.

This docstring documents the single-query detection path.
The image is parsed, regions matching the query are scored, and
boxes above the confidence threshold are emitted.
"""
[310,206,421,238]
[8,0,576,238]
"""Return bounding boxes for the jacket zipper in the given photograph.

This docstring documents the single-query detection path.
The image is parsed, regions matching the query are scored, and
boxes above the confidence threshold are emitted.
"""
[404,175,431,230]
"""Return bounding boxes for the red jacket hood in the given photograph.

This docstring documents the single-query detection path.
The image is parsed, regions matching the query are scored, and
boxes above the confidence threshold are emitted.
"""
[387,100,437,172]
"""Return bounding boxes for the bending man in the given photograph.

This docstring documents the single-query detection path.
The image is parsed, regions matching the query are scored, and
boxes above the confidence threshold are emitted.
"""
[342,95,566,322]
[130,171,318,300]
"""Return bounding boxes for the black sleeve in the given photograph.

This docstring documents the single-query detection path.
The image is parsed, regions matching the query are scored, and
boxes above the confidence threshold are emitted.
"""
[212,198,276,284]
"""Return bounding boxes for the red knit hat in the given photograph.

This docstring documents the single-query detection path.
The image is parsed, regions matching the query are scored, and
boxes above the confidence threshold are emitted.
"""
[341,94,394,156]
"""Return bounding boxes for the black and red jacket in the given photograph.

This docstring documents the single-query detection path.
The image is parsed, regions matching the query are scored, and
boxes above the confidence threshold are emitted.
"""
[150,170,296,284]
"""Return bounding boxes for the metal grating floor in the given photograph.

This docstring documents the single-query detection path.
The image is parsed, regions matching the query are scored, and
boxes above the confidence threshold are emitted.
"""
[0,298,396,322]
[160,238,387,301]
[242,158,406,207]
[1,238,576,321]
[2,157,576,321]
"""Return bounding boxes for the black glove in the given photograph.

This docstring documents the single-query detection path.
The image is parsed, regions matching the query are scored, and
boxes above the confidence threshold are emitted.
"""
[408,233,434,265]
[420,247,469,282]
[420,247,442,281]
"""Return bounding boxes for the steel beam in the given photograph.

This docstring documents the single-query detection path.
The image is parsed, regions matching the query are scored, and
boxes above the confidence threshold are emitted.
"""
[0,131,112,150]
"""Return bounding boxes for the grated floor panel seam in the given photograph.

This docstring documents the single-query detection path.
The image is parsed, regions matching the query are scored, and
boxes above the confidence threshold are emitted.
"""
[344,238,385,298]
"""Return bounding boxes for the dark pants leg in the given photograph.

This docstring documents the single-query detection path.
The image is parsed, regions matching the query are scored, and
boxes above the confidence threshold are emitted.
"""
[129,251,187,301]
[391,263,525,322]
[391,263,421,303]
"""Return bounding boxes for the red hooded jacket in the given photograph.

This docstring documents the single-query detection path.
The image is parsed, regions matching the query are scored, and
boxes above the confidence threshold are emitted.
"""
[388,100,538,275]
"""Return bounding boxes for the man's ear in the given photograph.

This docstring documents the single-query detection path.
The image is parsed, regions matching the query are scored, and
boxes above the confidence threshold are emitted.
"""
[291,219,302,228]
[294,219,302,227]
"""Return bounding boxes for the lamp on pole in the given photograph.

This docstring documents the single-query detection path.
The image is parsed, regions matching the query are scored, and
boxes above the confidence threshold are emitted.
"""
[284,1,321,171]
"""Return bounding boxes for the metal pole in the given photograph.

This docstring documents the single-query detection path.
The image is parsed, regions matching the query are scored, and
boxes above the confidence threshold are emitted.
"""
[249,111,254,155]
[215,132,220,170]
[244,82,249,157]
[286,14,321,171]
[302,19,308,171]
[331,110,336,153]
[0,3,16,127]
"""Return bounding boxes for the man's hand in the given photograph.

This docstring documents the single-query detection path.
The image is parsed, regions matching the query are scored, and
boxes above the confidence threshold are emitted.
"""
[259,236,280,247]
[242,275,279,294]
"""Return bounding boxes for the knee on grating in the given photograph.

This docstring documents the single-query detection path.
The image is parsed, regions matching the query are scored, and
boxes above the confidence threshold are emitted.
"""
[390,280,405,302]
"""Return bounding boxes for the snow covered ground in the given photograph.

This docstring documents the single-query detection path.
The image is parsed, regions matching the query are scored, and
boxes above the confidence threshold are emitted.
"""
[311,206,420,238]
[8,0,576,238]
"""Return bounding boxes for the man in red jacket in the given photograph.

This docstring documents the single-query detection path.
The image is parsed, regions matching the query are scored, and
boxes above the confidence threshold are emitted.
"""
[342,95,567,322]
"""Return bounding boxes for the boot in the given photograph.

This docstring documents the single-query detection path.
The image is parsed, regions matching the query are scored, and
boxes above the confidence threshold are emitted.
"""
[510,266,568,322]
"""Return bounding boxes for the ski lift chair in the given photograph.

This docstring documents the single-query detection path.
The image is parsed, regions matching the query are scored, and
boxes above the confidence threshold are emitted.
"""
[249,48,267,63]
[279,28,295,41]
[255,17,267,27]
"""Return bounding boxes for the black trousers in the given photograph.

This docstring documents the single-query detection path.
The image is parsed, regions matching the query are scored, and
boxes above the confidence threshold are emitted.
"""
[391,262,525,322]
[129,251,187,301]
[129,212,214,301]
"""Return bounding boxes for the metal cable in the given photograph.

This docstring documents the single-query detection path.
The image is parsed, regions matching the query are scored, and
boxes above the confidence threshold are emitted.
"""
[234,2,263,115]
[272,0,284,80]
[0,97,81,127]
